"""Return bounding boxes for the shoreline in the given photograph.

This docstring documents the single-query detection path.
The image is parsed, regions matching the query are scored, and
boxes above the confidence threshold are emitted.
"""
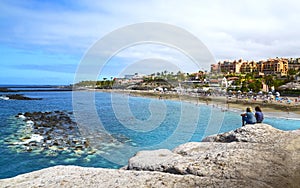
[93,89,300,119]
[2,86,299,118]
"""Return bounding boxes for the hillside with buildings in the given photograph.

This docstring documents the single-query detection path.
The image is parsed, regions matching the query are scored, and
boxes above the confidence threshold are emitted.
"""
[210,57,300,94]
[211,57,300,76]
[74,57,300,96]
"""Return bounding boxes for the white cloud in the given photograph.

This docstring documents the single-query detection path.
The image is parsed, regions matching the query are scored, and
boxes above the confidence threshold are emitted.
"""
[1,0,300,67]
[109,44,203,73]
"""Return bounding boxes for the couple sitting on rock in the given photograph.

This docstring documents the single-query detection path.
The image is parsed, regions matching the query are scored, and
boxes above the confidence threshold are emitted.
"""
[241,106,264,126]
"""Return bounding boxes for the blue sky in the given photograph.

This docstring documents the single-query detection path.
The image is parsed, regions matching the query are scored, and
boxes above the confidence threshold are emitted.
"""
[1,0,300,85]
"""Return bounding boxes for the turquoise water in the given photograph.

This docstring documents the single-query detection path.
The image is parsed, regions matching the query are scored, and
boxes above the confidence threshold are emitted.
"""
[0,91,299,179]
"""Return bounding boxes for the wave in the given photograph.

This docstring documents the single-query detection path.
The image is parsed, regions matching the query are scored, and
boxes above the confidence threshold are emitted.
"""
[0,96,9,100]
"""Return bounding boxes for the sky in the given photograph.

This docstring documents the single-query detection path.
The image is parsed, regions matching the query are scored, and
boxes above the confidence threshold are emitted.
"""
[1,0,300,85]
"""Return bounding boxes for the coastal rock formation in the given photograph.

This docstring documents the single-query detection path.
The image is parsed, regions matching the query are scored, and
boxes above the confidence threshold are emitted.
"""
[2,94,42,100]
[1,124,299,187]
[0,87,16,92]
[0,165,231,188]
[6,111,133,158]
[201,123,285,143]
[6,111,93,156]
[127,124,300,187]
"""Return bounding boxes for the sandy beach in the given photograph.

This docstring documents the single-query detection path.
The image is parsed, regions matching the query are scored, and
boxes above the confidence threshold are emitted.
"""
[94,89,300,119]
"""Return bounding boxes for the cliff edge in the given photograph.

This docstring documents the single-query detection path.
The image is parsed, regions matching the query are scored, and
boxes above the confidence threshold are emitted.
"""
[1,124,299,188]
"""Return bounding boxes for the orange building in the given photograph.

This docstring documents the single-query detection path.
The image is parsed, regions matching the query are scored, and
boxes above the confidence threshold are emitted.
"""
[213,57,290,76]
[217,59,243,73]
[257,58,288,75]
[240,60,257,73]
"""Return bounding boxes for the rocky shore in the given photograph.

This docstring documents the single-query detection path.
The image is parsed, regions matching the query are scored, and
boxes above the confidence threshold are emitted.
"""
[1,123,299,187]
[0,94,42,100]
[5,111,94,156]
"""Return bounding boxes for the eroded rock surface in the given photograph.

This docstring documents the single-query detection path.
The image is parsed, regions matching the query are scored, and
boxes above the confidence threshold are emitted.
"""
[127,124,300,187]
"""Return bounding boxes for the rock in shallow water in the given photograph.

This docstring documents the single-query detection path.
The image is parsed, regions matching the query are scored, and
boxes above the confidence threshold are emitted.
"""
[5,94,42,100]
[6,111,94,155]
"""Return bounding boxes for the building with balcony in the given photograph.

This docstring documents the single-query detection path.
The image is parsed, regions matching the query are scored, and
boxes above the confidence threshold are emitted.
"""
[216,59,243,73]
[212,57,290,76]
[257,58,288,76]
[288,58,300,70]
[240,60,258,73]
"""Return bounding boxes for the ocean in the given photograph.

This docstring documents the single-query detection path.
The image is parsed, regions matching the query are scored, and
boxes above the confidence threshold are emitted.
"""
[0,90,300,179]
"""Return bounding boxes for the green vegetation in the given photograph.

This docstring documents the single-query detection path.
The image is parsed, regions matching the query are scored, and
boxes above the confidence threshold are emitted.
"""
[73,67,299,93]
[74,79,115,89]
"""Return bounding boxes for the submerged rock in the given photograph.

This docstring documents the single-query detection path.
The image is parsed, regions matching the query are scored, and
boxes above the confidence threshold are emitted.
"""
[6,111,93,155]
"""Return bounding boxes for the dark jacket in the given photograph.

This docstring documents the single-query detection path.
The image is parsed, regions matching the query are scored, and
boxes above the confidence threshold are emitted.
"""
[255,111,264,123]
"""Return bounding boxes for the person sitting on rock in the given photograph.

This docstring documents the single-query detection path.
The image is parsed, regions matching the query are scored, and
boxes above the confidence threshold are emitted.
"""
[255,106,264,123]
[241,107,256,126]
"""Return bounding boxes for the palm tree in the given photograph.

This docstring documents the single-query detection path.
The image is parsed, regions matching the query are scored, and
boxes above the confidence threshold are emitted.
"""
[264,75,274,91]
